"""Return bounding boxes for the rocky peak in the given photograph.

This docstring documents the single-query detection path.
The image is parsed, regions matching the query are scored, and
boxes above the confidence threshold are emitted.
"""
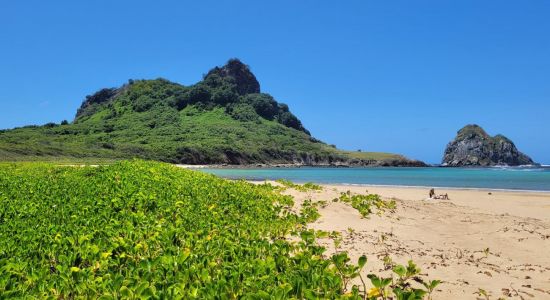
[442,124,536,167]
[205,58,260,95]
[75,87,120,119]
[456,124,490,139]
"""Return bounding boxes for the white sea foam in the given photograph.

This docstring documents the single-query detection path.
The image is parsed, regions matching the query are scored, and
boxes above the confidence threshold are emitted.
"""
[488,165,545,172]
[497,168,543,172]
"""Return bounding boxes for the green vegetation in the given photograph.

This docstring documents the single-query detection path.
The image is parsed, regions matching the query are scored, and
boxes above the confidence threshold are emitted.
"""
[328,251,439,299]
[0,59,417,166]
[338,191,396,217]
[0,160,436,298]
[275,179,323,192]
[338,151,408,162]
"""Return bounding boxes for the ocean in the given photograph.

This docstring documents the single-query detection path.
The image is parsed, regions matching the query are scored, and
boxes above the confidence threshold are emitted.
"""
[197,166,550,192]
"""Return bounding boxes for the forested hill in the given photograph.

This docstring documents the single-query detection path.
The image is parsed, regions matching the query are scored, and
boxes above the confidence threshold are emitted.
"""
[0,59,425,166]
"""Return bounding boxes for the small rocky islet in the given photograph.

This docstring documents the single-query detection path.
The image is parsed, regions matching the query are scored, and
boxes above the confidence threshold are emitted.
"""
[442,124,535,167]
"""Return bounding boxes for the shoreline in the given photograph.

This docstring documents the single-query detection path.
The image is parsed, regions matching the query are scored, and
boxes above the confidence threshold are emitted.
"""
[178,163,423,169]
[248,180,550,194]
[180,163,549,169]
[183,164,550,192]
[311,183,550,194]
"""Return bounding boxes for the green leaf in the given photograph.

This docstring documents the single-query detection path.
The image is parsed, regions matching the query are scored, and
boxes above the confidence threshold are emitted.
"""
[368,274,382,288]
[393,265,406,277]
[120,286,133,298]
[358,255,367,268]
[430,279,441,289]
[381,277,392,287]
[141,286,156,298]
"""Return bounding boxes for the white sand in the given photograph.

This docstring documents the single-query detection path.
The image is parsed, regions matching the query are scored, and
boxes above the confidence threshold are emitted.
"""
[280,183,550,299]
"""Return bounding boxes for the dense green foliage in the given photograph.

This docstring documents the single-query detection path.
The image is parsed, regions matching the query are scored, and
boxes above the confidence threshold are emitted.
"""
[0,161,327,298]
[337,191,396,218]
[0,78,333,164]
[0,59,413,165]
[0,161,436,299]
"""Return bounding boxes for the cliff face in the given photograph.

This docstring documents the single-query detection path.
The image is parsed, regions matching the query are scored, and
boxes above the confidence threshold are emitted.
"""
[442,125,535,167]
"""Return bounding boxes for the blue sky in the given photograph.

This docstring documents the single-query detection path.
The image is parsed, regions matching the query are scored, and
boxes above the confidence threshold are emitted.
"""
[1,1,549,164]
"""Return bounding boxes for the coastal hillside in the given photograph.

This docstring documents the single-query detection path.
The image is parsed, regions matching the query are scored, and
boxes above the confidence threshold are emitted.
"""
[0,59,424,166]
[442,124,535,166]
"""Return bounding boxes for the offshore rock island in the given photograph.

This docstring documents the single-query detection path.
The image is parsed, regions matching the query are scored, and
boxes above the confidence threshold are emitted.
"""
[442,124,535,167]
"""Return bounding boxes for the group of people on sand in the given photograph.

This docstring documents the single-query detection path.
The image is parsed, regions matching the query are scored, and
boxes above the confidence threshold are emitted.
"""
[429,188,449,200]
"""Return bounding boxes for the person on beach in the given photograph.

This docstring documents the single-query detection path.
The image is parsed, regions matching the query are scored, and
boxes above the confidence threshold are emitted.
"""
[429,188,449,200]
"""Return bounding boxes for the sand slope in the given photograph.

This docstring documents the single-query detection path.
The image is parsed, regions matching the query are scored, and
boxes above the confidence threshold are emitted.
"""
[283,184,550,299]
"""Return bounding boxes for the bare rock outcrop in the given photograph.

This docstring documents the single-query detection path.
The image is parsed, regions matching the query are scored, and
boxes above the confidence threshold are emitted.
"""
[442,124,535,166]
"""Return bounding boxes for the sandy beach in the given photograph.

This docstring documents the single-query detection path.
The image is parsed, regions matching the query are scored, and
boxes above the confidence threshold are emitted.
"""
[279,183,550,299]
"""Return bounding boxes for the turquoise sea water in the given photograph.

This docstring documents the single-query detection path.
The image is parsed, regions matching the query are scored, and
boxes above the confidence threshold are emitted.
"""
[198,166,550,191]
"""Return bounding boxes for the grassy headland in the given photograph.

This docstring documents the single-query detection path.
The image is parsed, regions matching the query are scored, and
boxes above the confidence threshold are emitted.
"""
[0,59,424,167]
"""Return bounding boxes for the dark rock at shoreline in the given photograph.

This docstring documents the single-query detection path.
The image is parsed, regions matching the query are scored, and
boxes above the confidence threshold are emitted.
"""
[189,155,428,168]
[442,124,535,167]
